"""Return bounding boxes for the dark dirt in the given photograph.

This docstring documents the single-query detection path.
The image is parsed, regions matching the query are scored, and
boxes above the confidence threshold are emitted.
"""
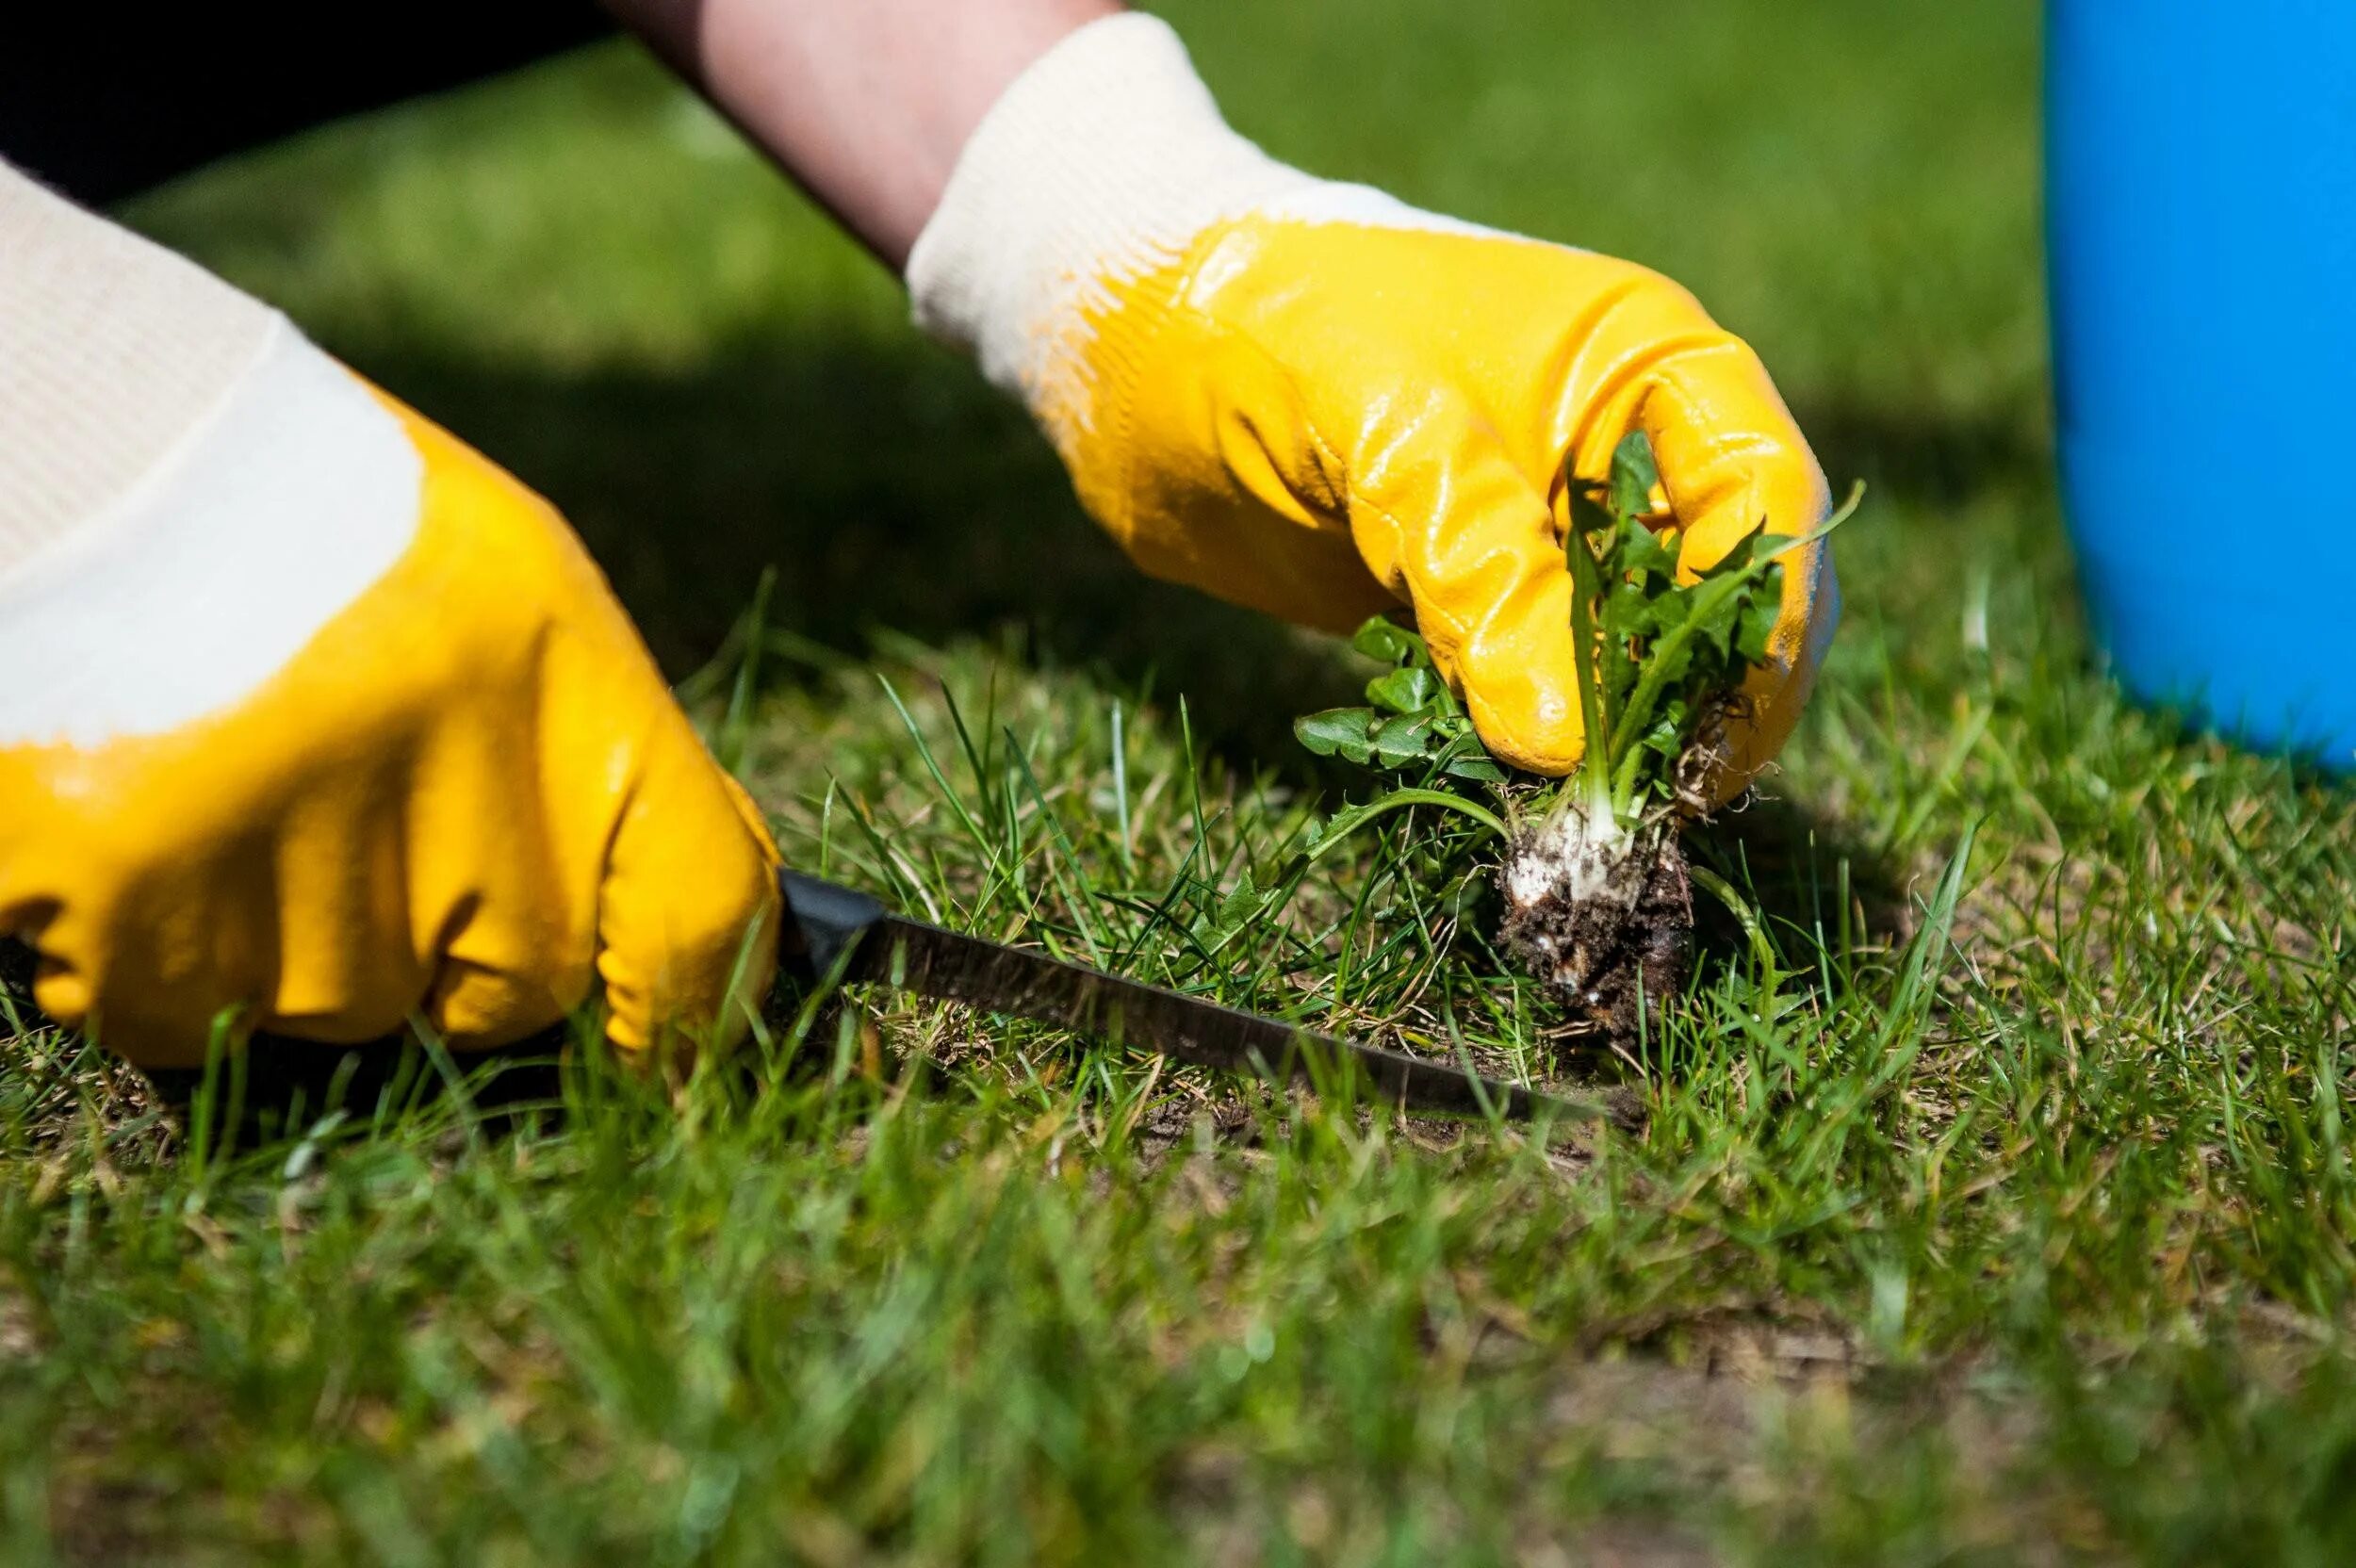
[1500,829,1693,1036]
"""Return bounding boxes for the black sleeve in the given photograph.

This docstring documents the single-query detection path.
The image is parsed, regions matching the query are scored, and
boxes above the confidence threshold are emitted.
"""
[0,1,614,204]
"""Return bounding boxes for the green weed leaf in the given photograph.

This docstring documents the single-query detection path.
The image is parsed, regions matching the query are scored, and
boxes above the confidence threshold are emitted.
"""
[1303,441,1858,824]
[1366,666,1441,715]
[1215,872,1261,936]
[1295,709,1380,765]
[1368,714,1440,767]
[1609,430,1661,523]
[1350,616,1427,665]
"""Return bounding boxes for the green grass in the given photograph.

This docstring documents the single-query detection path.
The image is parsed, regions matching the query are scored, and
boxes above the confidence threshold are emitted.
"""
[7,1,2356,1560]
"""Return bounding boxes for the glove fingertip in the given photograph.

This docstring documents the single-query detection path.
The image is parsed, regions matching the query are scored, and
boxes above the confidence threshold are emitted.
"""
[1459,678,1582,779]
[597,748,783,1068]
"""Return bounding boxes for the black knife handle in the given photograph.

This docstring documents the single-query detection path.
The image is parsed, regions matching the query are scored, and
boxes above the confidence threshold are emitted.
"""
[777,870,885,984]
[0,873,878,1072]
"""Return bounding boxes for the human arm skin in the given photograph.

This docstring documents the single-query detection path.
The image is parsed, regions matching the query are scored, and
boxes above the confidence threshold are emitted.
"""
[603,0,1121,270]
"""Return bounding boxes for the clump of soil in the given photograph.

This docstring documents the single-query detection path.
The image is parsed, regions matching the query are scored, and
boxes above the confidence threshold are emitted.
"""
[1497,807,1693,1035]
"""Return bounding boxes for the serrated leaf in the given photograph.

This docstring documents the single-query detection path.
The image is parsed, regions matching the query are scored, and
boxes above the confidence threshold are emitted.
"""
[1600,579,1659,642]
[1619,523,1679,582]
[1216,873,1260,933]
[1644,634,1701,699]
[1610,432,1661,523]
[1699,602,1742,662]
[1736,578,1781,665]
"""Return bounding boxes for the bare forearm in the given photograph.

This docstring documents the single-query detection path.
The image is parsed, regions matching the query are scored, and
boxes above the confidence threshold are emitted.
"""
[605,0,1121,270]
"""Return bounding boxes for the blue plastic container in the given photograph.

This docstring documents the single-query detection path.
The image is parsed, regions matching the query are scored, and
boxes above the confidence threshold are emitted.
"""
[2046,0,2356,765]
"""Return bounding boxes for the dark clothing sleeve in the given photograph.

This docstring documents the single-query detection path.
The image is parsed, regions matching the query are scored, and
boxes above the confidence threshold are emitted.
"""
[0,3,613,204]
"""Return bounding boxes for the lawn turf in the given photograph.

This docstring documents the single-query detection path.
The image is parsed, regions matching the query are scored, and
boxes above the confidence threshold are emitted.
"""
[8,0,2356,1560]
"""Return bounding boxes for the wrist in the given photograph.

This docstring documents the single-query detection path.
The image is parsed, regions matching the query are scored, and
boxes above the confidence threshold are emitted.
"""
[611,0,1122,269]
[906,14,1316,419]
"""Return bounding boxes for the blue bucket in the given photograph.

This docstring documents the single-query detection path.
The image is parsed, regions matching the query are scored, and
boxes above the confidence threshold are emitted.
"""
[2046,0,2356,765]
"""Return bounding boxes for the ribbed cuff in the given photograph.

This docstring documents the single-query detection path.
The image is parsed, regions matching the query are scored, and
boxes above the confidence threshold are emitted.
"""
[0,162,278,584]
[905,13,1315,412]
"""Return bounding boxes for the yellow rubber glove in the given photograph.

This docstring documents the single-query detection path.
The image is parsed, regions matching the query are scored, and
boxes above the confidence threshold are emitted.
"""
[909,15,1838,787]
[0,321,778,1070]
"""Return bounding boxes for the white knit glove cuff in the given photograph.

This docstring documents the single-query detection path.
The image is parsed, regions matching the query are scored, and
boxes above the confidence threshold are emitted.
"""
[0,164,283,584]
[906,14,1317,419]
[0,165,422,748]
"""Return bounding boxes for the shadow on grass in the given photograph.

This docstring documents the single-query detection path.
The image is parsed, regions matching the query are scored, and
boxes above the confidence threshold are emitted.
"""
[1686,792,1918,979]
[139,1035,571,1147]
[355,334,1365,764]
[362,335,2070,767]
[1797,396,2052,510]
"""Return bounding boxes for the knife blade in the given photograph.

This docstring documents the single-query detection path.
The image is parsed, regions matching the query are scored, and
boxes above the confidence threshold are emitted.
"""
[778,870,1594,1123]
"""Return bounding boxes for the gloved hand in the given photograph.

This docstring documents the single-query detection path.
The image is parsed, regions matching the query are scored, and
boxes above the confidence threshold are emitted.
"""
[909,14,1837,787]
[0,176,777,1068]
